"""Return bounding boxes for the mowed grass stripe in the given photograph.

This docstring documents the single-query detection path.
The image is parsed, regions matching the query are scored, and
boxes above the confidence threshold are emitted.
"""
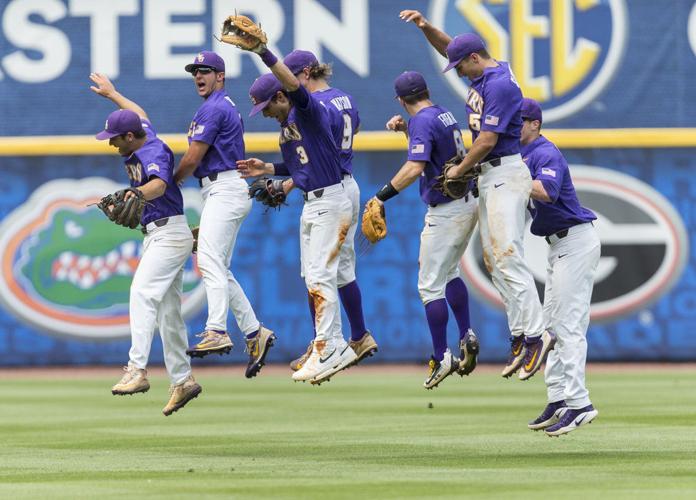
[0,369,695,499]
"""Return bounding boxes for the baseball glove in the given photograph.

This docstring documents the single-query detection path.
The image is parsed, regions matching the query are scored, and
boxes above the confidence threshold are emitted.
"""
[248,177,286,209]
[220,14,268,53]
[361,198,387,244]
[434,156,479,199]
[96,187,145,229]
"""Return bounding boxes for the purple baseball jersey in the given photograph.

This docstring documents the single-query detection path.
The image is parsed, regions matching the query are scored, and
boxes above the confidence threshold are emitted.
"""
[407,105,465,206]
[274,85,342,192]
[521,135,596,236]
[466,61,522,160]
[124,120,184,225]
[313,87,360,176]
[187,89,245,178]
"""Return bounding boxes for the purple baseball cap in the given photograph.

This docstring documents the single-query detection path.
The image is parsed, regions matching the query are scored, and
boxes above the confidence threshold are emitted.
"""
[394,71,428,98]
[185,51,225,73]
[521,98,543,123]
[95,109,144,140]
[284,50,319,74]
[442,34,486,73]
[248,73,284,117]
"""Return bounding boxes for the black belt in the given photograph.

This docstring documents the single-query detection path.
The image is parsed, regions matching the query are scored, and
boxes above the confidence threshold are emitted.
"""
[303,188,324,201]
[198,172,219,187]
[430,191,475,207]
[545,228,569,244]
[484,157,503,167]
[544,221,594,244]
[141,217,170,235]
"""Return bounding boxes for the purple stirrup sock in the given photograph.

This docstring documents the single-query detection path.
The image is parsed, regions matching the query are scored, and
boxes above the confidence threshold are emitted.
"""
[446,278,471,340]
[338,281,368,341]
[425,299,449,361]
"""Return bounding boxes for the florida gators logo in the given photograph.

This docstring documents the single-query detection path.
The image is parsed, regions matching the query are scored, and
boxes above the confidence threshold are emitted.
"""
[0,178,205,340]
[430,0,627,122]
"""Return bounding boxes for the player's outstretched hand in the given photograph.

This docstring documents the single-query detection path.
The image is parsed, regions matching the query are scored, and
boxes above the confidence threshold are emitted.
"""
[237,158,270,178]
[399,10,428,28]
[386,114,407,132]
[89,72,116,98]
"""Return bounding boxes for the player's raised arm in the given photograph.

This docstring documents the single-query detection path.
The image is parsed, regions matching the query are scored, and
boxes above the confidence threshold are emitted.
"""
[89,73,149,120]
[399,9,451,58]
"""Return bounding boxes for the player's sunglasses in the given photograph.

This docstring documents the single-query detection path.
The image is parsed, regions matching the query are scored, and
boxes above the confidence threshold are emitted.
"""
[191,67,215,76]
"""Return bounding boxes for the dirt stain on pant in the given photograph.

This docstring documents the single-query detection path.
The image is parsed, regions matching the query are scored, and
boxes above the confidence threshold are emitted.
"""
[328,220,350,264]
[308,288,326,330]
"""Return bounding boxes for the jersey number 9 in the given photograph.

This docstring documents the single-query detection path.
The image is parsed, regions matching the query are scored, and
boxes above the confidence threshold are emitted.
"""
[341,114,353,150]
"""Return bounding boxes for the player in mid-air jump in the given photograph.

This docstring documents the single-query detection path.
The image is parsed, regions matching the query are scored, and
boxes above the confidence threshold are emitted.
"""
[372,71,479,389]
[90,73,201,416]
[281,49,377,373]
[224,21,358,384]
[174,51,275,378]
[400,10,554,381]
[519,98,600,436]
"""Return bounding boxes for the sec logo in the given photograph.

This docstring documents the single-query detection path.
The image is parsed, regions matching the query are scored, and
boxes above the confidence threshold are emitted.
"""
[461,166,689,322]
[429,0,628,122]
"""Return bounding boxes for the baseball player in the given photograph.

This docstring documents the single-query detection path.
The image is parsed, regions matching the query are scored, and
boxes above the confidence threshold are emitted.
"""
[90,73,201,416]
[371,71,479,389]
[281,49,377,372]
[520,98,600,436]
[401,10,554,380]
[230,41,357,384]
[174,51,275,378]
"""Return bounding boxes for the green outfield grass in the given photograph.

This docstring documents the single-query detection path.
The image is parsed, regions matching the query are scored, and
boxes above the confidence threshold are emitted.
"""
[0,367,695,499]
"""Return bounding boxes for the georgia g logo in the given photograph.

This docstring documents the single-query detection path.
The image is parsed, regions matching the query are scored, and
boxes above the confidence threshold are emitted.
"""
[461,166,689,322]
[430,0,627,122]
[0,178,206,340]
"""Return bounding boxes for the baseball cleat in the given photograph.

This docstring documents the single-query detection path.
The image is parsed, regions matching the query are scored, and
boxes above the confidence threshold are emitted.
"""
[292,341,337,383]
[244,326,276,379]
[311,341,358,385]
[544,405,598,437]
[186,330,233,358]
[457,329,479,376]
[162,375,202,416]
[347,331,378,367]
[111,364,150,395]
[423,349,459,390]
[290,341,313,372]
[528,401,568,430]
[518,330,556,381]
[501,335,527,378]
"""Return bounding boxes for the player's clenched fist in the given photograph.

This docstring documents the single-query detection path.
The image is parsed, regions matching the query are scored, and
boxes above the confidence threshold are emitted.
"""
[399,10,428,28]
[386,114,407,132]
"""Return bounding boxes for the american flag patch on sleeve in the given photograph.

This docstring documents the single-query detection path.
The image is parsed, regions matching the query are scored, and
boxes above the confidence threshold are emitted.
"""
[411,144,425,154]
[541,167,556,178]
[484,115,499,126]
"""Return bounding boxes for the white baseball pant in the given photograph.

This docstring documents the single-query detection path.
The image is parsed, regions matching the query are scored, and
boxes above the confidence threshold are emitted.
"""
[197,169,260,335]
[299,183,353,346]
[543,222,600,409]
[477,155,544,337]
[128,215,193,385]
[418,196,478,304]
[337,174,359,288]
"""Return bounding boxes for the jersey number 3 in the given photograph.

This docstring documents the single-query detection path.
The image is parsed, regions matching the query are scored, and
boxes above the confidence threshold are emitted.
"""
[296,146,309,164]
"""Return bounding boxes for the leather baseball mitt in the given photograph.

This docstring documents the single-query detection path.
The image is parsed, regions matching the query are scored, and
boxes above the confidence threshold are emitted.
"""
[248,177,286,209]
[361,198,387,244]
[434,156,479,200]
[220,14,268,53]
[96,187,145,229]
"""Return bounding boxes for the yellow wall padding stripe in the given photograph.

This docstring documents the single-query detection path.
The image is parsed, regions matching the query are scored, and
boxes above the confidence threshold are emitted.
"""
[1,129,695,156]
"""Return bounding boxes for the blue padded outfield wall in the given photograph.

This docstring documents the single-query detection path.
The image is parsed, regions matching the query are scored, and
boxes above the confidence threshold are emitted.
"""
[1,0,696,364]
